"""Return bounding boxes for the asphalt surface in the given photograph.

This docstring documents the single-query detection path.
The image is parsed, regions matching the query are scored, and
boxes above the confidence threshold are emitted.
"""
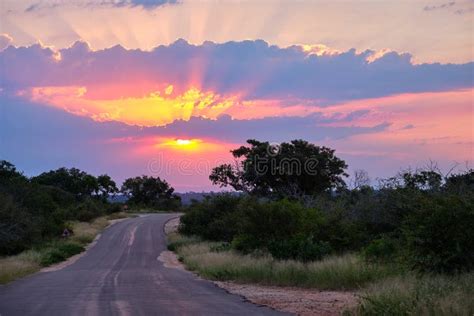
[0,214,284,316]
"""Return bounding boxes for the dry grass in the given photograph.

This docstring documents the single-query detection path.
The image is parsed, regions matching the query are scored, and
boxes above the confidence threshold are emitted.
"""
[0,216,118,284]
[355,273,474,316]
[172,236,397,290]
[0,251,42,284]
[70,216,109,244]
[171,235,474,314]
[106,212,136,220]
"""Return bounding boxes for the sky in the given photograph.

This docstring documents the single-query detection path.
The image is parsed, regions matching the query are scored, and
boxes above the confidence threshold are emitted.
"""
[0,0,473,191]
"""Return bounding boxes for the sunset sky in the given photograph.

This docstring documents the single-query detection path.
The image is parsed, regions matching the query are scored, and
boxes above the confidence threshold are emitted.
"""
[0,0,473,191]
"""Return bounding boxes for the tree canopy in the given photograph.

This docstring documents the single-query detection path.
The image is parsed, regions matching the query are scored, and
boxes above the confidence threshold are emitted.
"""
[121,175,180,209]
[210,139,348,197]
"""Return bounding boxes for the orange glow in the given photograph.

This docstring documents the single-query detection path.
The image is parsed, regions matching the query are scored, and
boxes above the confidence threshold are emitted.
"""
[160,138,202,151]
[322,89,474,162]
[300,44,340,56]
[26,85,238,126]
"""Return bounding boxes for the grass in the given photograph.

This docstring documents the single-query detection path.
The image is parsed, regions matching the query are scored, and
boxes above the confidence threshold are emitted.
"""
[70,216,110,244]
[0,250,42,284]
[354,273,474,316]
[167,232,202,251]
[169,233,399,290]
[0,215,119,284]
[106,211,137,221]
[169,233,474,315]
[38,241,85,266]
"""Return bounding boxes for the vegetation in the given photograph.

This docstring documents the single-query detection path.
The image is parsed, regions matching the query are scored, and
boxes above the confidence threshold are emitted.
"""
[0,216,111,284]
[181,140,473,274]
[210,139,348,197]
[0,161,126,255]
[356,273,474,316]
[0,160,178,283]
[175,139,474,315]
[121,175,181,210]
[169,233,398,289]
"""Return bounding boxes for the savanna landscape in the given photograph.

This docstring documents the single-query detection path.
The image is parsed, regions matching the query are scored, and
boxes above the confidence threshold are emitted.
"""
[0,0,473,315]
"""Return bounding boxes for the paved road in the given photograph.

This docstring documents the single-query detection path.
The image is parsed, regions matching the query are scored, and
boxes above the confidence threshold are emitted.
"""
[0,214,283,316]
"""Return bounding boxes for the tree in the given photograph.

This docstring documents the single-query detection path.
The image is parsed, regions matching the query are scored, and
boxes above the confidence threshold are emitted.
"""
[210,139,348,197]
[31,167,99,198]
[97,174,119,200]
[443,169,474,194]
[402,170,442,191]
[121,175,180,209]
[0,160,27,182]
[352,169,371,190]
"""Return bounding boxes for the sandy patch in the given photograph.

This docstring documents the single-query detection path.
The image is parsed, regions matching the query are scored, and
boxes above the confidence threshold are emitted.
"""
[159,215,187,270]
[157,250,186,271]
[164,216,182,235]
[215,282,358,316]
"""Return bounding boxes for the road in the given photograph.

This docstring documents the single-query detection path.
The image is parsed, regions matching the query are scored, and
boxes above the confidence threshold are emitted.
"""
[0,214,284,316]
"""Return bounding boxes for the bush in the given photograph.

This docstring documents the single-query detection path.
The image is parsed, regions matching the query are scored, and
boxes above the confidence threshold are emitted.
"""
[232,199,329,261]
[181,196,331,261]
[268,237,332,262]
[0,193,38,254]
[362,235,398,262]
[401,194,474,273]
[39,242,84,266]
[179,194,242,241]
[106,203,123,214]
[73,198,103,222]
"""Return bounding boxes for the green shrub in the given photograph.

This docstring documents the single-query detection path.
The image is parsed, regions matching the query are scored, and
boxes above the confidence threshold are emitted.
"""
[106,203,122,214]
[268,237,331,262]
[232,199,329,261]
[179,194,241,241]
[74,198,103,222]
[39,242,84,266]
[0,193,38,254]
[401,194,474,273]
[362,235,398,262]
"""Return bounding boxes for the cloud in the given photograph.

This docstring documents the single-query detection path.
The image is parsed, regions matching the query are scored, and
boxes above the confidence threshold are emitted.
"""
[119,0,179,8]
[423,1,474,14]
[0,34,13,51]
[23,0,178,12]
[455,7,474,14]
[1,40,472,104]
[0,93,390,188]
[424,1,456,11]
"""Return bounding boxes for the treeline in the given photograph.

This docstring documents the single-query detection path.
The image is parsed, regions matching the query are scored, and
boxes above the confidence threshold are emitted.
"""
[180,139,474,274]
[0,161,180,255]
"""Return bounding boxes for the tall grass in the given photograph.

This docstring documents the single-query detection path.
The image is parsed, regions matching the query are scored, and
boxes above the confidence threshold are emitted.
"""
[0,216,113,284]
[70,216,109,244]
[0,251,42,284]
[355,273,474,316]
[170,234,473,314]
[172,236,399,290]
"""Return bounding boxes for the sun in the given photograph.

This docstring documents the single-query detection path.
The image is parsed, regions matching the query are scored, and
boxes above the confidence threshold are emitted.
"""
[176,139,192,146]
[157,138,202,151]
[172,138,200,151]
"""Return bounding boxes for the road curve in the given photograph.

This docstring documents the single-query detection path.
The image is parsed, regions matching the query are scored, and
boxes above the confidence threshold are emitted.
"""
[0,214,284,316]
